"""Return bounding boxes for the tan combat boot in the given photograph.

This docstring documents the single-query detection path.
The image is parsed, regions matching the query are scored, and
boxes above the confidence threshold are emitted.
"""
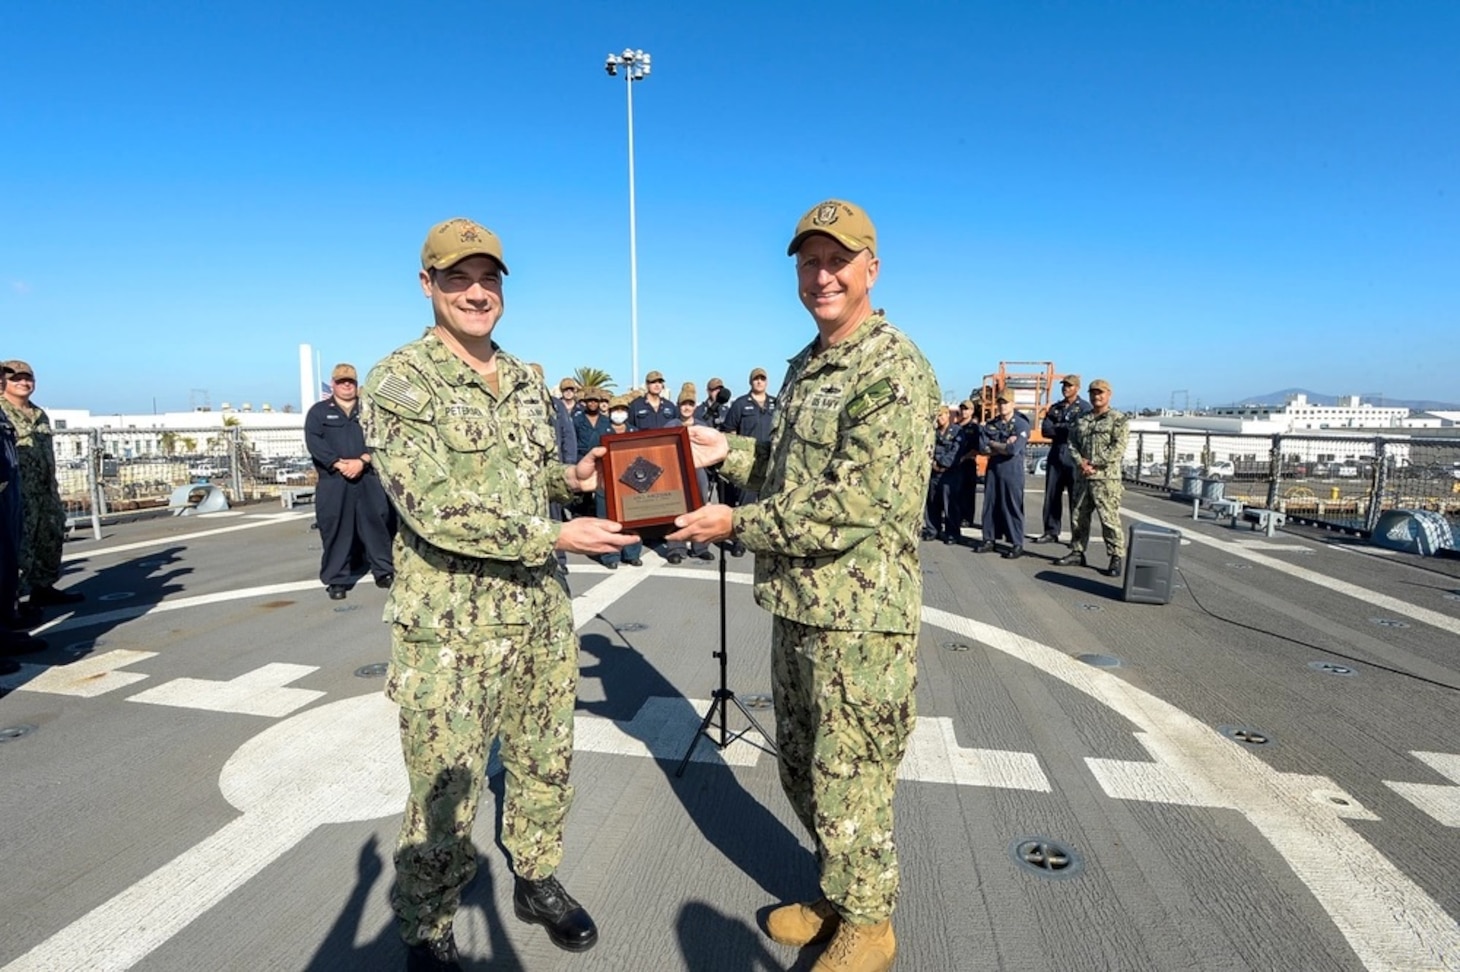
[811,919,896,972]
[765,897,840,946]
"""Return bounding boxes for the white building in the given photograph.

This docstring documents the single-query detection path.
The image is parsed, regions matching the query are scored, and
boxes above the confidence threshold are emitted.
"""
[46,406,307,461]
[1209,393,1421,430]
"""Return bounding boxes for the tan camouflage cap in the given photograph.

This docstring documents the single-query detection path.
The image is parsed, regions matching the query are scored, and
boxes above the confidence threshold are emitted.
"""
[749,367,768,381]
[1089,378,1112,393]
[3,359,34,377]
[787,199,876,256]
[421,217,510,274]
[609,394,632,411]
[559,377,579,391]
[331,363,357,382]
[645,370,665,383]
[707,377,724,391]
[996,389,1016,404]
[677,382,697,405]
[1061,374,1081,387]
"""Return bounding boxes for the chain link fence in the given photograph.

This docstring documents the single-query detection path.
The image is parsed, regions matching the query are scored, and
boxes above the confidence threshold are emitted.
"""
[53,426,314,531]
[1126,430,1460,535]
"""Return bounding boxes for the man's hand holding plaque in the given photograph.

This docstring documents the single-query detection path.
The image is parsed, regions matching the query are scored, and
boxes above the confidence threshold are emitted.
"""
[686,425,729,468]
[665,426,735,544]
[556,445,640,555]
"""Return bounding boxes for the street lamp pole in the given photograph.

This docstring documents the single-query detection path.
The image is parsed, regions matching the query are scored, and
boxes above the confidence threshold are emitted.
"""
[605,48,651,387]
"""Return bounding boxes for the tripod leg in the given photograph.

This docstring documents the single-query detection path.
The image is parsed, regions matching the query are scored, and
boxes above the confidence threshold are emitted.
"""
[675,696,725,778]
[729,694,779,758]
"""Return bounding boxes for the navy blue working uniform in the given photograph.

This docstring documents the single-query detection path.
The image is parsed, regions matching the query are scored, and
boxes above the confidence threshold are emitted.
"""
[628,395,677,430]
[952,418,981,528]
[573,411,612,455]
[305,396,395,589]
[979,411,1031,550]
[723,391,778,505]
[1039,394,1091,539]
[928,419,964,541]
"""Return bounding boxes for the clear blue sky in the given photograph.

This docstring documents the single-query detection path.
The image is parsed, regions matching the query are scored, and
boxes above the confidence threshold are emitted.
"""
[2,1,1455,414]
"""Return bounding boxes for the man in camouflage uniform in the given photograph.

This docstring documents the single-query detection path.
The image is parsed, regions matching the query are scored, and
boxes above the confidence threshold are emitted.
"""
[1,366,48,661]
[1,361,83,608]
[670,200,938,972]
[361,218,637,971]
[1056,378,1130,577]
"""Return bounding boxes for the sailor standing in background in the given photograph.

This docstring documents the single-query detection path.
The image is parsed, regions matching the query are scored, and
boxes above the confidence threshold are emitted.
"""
[973,389,1030,558]
[1034,374,1090,544]
[0,365,47,659]
[304,363,395,600]
[1057,378,1130,577]
[722,367,778,556]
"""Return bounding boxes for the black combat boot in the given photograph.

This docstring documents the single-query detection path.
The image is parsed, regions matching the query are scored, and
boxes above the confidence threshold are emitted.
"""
[405,933,461,971]
[1053,551,1086,567]
[1104,555,1124,578]
[513,874,599,952]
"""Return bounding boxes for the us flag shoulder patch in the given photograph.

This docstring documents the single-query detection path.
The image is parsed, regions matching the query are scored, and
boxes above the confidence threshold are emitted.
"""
[375,373,427,414]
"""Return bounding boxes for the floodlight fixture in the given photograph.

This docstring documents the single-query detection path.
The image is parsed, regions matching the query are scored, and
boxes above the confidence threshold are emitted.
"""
[603,47,653,384]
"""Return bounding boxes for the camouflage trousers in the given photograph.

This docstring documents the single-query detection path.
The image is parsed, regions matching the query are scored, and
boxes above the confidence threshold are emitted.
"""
[1070,478,1125,557]
[386,590,578,946]
[771,617,917,925]
[18,488,65,591]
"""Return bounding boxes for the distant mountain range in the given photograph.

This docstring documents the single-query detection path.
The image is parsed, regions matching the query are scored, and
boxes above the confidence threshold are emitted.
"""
[1231,388,1460,412]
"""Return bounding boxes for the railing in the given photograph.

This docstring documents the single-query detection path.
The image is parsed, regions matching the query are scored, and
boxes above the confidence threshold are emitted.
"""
[1124,430,1460,535]
[52,426,314,533]
[48,424,1460,538]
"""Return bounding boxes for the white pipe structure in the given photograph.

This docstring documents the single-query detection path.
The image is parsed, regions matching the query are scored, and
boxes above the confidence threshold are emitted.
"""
[604,48,651,387]
[297,344,314,413]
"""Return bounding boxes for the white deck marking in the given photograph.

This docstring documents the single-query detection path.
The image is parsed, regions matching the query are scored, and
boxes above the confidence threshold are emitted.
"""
[570,558,665,627]
[899,716,1051,790]
[34,580,323,636]
[574,699,1049,785]
[1122,508,1460,637]
[0,692,405,972]
[576,696,768,766]
[2,649,156,697]
[60,512,313,562]
[126,663,325,717]
[1385,752,1460,827]
[924,605,1460,972]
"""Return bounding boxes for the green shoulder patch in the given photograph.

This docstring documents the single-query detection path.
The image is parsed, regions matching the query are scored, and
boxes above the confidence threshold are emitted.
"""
[372,372,429,415]
[846,378,896,421]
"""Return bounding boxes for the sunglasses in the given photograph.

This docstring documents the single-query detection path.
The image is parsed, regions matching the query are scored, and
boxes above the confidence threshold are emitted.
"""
[334,378,357,386]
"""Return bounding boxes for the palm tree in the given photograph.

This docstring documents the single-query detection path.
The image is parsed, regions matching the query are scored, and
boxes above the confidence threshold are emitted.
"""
[573,367,615,393]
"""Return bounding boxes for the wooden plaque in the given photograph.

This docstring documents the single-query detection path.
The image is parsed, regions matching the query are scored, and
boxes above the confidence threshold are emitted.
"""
[599,426,703,536]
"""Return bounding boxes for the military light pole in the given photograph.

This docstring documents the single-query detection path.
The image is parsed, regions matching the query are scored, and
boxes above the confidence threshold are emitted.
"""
[604,48,651,386]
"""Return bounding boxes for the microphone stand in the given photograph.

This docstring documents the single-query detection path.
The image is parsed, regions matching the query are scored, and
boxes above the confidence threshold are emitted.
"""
[675,539,778,776]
